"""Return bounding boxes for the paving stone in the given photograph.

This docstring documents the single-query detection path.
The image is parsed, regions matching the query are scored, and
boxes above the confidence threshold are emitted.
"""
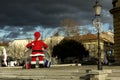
[0,65,120,80]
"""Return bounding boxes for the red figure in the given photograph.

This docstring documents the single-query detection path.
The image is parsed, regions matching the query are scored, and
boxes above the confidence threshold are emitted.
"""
[26,31,48,68]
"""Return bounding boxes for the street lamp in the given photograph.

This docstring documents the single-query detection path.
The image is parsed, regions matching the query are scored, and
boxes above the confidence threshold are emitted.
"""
[93,0,102,16]
[93,0,102,70]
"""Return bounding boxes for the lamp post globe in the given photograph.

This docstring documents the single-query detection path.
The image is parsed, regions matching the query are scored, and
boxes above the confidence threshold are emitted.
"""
[93,0,102,16]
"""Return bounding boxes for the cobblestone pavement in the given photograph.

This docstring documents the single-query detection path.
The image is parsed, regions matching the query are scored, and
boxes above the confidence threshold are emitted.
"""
[0,65,120,80]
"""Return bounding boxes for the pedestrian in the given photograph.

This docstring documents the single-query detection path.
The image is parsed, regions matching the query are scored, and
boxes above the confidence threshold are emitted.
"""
[26,31,48,68]
[2,47,7,67]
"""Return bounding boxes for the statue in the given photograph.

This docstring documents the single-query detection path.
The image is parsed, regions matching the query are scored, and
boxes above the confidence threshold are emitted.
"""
[26,31,48,68]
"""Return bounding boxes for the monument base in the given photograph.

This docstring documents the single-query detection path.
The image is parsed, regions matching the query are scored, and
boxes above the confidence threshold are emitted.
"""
[87,69,112,80]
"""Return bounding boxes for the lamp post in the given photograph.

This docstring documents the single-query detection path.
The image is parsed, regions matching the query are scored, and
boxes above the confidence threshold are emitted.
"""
[93,0,102,70]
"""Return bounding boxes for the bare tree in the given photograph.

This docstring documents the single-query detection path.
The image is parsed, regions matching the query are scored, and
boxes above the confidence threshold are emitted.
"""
[7,39,31,61]
[60,18,79,36]
[39,27,56,40]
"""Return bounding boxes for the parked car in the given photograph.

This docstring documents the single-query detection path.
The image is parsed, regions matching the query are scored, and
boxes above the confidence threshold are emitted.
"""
[81,57,98,65]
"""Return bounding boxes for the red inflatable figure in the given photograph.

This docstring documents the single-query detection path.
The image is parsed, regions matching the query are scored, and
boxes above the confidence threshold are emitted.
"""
[26,31,48,68]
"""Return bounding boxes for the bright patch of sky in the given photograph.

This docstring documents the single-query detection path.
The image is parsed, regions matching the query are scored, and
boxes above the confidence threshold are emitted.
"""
[0,29,10,38]
[102,9,111,17]
[27,26,60,40]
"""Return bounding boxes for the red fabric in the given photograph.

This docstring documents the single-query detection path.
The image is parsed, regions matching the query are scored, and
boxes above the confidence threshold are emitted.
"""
[26,32,48,55]
[31,56,36,61]
[26,40,48,54]
[26,32,48,66]
[38,56,44,61]
[34,31,41,40]
[25,62,31,69]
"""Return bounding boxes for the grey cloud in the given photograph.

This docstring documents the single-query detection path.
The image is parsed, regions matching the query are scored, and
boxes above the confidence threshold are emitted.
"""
[101,0,113,10]
[0,0,113,40]
[5,32,20,38]
[0,0,112,27]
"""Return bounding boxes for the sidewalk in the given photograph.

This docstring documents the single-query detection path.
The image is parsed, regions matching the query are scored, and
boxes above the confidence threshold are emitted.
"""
[0,65,120,80]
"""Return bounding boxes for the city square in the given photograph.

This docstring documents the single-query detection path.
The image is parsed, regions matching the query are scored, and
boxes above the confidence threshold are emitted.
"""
[0,0,120,80]
[0,65,120,80]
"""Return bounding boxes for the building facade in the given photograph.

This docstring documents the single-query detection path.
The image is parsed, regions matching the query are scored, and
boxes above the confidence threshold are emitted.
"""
[64,32,114,62]
[78,32,114,62]
[110,0,120,62]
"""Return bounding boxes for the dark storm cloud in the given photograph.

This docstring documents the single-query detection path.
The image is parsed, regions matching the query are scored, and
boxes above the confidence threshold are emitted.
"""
[0,0,112,27]
[0,0,113,40]
[101,0,113,10]
[0,26,35,32]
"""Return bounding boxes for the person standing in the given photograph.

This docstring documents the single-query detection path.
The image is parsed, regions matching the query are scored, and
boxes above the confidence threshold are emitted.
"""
[26,31,48,68]
[2,47,7,67]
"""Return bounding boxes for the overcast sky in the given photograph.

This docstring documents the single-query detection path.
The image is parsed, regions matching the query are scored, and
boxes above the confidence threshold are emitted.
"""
[0,0,113,41]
